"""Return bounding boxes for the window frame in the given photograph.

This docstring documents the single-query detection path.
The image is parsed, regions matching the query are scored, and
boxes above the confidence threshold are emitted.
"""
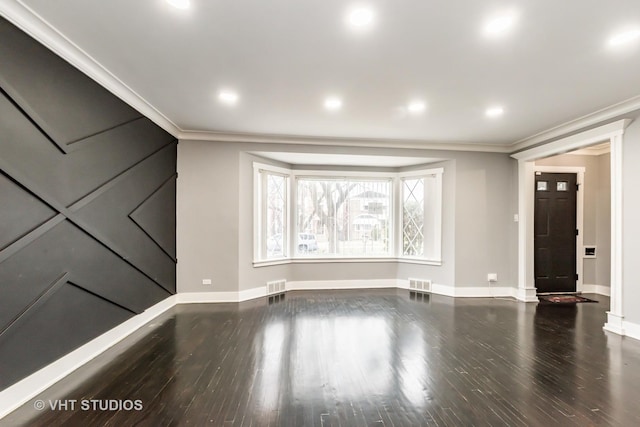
[253,163,291,264]
[397,168,443,265]
[253,163,443,266]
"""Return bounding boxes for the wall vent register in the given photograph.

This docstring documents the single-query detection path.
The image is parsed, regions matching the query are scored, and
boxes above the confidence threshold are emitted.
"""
[409,278,431,293]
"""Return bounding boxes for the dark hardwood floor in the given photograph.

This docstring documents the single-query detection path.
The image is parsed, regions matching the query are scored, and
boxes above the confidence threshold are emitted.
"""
[3,289,640,426]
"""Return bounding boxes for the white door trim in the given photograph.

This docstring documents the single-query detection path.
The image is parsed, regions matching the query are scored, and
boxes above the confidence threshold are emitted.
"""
[606,133,625,334]
[533,166,585,293]
[511,119,630,335]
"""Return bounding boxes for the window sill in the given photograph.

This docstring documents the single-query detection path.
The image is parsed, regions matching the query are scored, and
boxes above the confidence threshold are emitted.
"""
[253,257,442,267]
[291,257,397,264]
[397,258,442,266]
[253,258,290,268]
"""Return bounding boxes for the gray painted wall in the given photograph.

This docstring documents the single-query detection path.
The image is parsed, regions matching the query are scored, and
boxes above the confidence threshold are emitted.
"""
[535,153,611,287]
[453,152,517,287]
[0,17,176,390]
[177,140,518,293]
[597,154,611,288]
[177,141,241,292]
[623,118,640,324]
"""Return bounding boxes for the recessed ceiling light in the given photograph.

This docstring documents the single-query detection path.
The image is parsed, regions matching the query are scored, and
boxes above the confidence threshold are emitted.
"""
[485,106,504,118]
[407,101,426,114]
[348,7,375,28]
[608,29,640,47]
[218,90,239,105]
[324,97,343,111]
[483,11,517,36]
[167,0,190,10]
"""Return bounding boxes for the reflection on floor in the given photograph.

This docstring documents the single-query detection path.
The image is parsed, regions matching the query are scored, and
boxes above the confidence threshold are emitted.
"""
[3,289,640,426]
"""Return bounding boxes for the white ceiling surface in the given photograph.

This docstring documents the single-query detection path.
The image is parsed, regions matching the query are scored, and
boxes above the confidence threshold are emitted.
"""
[252,152,441,168]
[11,0,640,147]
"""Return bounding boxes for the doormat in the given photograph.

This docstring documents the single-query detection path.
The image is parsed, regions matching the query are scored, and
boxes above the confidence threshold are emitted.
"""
[538,295,598,304]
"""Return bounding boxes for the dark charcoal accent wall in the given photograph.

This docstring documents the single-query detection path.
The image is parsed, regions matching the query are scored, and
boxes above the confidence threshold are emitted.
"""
[0,17,177,390]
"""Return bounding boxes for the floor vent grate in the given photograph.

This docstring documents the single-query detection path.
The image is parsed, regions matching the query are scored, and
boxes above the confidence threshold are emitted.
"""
[409,278,431,293]
[266,279,286,296]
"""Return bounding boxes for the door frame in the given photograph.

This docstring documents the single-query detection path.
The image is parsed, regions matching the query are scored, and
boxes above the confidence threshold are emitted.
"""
[533,166,585,293]
[511,119,629,336]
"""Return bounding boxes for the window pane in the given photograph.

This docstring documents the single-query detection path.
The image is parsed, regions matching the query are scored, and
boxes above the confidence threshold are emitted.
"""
[403,178,424,256]
[265,174,286,258]
[296,178,391,257]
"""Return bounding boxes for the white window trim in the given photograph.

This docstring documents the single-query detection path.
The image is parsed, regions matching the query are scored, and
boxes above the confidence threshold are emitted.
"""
[253,163,444,265]
[399,167,444,178]
[397,168,443,263]
[253,162,291,262]
[291,169,398,179]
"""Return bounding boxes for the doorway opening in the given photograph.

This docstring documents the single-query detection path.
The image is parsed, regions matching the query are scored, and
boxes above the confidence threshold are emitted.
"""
[534,171,580,294]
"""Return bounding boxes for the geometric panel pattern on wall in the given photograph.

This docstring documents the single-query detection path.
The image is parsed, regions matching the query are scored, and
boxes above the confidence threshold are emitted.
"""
[0,17,177,390]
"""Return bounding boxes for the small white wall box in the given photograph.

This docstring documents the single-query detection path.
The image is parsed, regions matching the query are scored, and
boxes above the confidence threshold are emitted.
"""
[584,246,596,258]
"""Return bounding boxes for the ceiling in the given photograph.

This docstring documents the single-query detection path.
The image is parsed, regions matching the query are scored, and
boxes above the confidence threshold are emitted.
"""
[2,0,640,150]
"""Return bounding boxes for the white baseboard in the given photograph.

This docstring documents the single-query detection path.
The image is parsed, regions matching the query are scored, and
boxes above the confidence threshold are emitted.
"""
[581,284,611,296]
[457,286,516,298]
[399,280,517,298]
[177,291,237,303]
[286,279,399,291]
[177,287,266,304]
[0,295,177,419]
[239,286,267,301]
[430,284,516,298]
[604,315,640,342]
[515,287,540,303]
[177,281,519,300]
[604,312,625,335]
[623,320,640,341]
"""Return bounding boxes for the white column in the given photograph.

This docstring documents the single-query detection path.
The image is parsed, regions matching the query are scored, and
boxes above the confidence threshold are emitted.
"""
[604,134,625,334]
[516,160,539,302]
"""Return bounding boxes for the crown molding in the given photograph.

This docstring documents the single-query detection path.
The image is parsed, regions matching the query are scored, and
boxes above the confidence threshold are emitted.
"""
[177,129,512,153]
[0,0,182,138]
[511,94,640,152]
[511,119,631,161]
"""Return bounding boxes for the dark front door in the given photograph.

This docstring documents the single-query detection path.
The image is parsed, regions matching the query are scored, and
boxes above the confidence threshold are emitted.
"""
[534,172,577,293]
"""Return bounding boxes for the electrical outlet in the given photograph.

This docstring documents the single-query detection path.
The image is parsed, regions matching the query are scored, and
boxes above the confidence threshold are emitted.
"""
[487,273,498,282]
[202,279,212,285]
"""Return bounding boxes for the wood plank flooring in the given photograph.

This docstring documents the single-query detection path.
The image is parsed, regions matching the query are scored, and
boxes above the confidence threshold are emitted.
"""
[3,289,640,426]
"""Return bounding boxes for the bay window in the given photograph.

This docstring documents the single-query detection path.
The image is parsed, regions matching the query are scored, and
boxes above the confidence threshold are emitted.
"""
[254,162,442,265]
